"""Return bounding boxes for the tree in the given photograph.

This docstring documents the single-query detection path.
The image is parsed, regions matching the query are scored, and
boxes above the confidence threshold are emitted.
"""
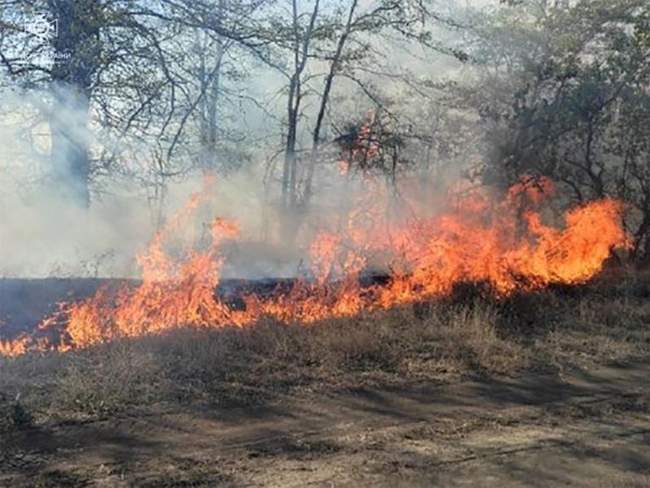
[459,0,650,260]
[0,0,266,207]
[253,0,452,212]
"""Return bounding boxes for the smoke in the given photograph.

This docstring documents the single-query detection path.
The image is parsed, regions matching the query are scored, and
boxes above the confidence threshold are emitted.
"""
[0,83,165,278]
[0,81,354,279]
[0,80,470,281]
[0,0,482,280]
[0,101,269,278]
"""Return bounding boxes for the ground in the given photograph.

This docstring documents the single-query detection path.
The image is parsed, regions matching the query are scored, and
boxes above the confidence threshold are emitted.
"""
[2,360,650,487]
[2,278,650,486]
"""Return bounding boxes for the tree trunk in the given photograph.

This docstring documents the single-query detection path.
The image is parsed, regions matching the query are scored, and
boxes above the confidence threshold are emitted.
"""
[47,0,101,208]
[302,0,357,206]
[282,0,320,210]
[198,2,225,173]
[49,85,92,207]
[282,85,299,208]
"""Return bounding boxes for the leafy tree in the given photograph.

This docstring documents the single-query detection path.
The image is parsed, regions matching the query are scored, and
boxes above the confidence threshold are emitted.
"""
[461,0,650,260]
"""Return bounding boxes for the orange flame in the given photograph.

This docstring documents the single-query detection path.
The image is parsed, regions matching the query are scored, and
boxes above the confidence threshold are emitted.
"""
[0,335,29,358]
[0,176,631,356]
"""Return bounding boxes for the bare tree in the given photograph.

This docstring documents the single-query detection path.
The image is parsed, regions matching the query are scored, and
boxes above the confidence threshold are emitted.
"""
[0,0,268,206]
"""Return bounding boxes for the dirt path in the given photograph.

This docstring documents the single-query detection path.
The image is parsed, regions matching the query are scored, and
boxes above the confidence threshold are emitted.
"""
[2,361,650,487]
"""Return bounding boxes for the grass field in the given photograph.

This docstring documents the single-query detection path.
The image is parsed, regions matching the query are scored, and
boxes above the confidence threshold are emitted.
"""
[2,273,650,429]
[0,275,650,487]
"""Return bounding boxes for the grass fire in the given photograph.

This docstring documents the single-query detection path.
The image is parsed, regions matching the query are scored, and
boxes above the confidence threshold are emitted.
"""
[0,176,630,357]
[1,0,650,486]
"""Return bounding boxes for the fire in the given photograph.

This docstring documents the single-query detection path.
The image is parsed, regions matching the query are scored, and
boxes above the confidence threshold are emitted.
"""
[376,194,627,307]
[244,231,367,323]
[0,335,29,358]
[0,176,631,356]
[61,209,243,349]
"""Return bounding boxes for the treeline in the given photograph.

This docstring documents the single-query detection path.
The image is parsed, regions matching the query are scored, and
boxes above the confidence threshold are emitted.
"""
[1,1,649,259]
[0,0,447,207]
[464,0,650,261]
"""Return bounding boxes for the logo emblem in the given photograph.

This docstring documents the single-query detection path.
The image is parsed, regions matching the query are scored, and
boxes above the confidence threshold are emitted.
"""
[23,11,57,42]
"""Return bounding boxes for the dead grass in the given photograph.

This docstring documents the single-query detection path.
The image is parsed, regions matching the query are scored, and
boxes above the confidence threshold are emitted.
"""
[1,279,650,429]
[540,293,650,366]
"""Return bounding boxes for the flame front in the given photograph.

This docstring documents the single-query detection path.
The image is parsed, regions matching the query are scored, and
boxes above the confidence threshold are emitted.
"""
[1,177,630,356]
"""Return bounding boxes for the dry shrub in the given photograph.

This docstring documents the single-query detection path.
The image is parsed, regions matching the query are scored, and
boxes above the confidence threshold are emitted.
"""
[54,339,163,417]
[0,352,67,426]
[448,304,527,373]
[0,393,32,431]
[542,293,650,365]
[307,312,403,371]
[414,302,529,376]
[6,282,650,422]
[33,302,527,416]
[495,290,564,334]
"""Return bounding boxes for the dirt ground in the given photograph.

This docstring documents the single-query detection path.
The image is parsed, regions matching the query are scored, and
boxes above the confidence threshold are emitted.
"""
[2,359,649,487]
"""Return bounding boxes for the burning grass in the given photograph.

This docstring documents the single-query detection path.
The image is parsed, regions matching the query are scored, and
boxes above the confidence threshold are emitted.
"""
[1,301,516,422]
[0,176,631,357]
[2,279,650,431]
[0,175,643,430]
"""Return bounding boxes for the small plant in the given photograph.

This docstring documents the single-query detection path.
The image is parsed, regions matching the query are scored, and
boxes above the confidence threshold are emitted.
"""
[1,393,32,430]
[12,393,33,428]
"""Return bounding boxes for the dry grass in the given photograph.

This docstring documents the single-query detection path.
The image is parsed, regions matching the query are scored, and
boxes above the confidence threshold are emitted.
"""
[2,279,650,429]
